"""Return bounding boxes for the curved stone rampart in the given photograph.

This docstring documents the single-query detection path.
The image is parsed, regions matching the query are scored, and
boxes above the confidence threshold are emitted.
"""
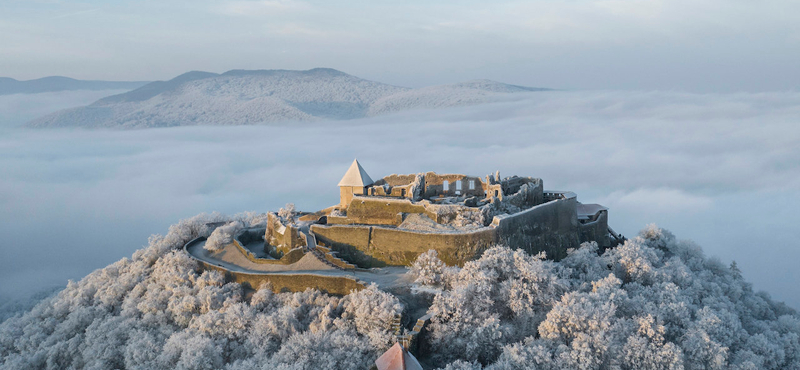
[184,237,366,295]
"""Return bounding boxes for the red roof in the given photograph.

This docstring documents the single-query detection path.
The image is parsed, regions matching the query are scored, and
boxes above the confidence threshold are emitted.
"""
[375,343,423,370]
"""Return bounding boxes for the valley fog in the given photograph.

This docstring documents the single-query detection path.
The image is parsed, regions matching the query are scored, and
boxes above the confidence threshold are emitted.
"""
[1,89,798,309]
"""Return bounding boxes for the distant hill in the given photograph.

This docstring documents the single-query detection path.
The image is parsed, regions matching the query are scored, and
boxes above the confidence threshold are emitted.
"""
[0,76,148,95]
[27,69,550,129]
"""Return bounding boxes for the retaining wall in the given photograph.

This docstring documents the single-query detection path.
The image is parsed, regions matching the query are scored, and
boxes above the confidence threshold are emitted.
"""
[201,262,366,295]
[185,237,365,295]
[493,195,579,260]
[312,223,497,267]
[312,194,597,266]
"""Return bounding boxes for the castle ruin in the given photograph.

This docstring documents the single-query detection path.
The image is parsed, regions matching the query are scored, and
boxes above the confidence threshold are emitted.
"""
[266,159,617,267]
[185,159,621,295]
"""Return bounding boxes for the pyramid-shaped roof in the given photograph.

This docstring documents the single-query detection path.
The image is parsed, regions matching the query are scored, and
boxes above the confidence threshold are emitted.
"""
[375,343,423,370]
[338,159,374,187]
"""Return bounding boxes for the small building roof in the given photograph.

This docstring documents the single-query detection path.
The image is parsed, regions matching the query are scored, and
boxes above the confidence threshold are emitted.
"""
[338,159,374,187]
[375,343,423,370]
[577,203,608,220]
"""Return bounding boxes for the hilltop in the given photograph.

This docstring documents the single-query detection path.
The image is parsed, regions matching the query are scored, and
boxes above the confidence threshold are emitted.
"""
[0,76,148,95]
[26,68,549,129]
[0,213,797,370]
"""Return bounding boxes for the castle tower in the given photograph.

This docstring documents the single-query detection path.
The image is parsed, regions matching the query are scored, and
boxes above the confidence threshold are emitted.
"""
[375,342,423,370]
[338,159,374,207]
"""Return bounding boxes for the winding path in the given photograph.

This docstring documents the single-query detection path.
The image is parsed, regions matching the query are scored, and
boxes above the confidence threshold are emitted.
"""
[184,237,409,289]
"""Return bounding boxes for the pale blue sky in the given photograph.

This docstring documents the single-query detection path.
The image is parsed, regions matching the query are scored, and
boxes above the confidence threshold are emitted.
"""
[1,0,799,91]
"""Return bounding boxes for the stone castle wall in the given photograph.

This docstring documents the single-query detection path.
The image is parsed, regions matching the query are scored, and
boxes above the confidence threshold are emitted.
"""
[199,262,366,295]
[578,210,611,249]
[492,194,579,261]
[265,212,306,255]
[422,172,487,198]
[311,195,588,267]
[184,237,366,295]
[337,196,476,227]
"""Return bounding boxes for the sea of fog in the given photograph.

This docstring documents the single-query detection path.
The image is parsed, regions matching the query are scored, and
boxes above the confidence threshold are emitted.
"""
[0,90,798,310]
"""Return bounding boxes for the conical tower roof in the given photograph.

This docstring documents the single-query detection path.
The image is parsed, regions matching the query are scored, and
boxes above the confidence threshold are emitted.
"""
[375,343,423,370]
[338,159,374,187]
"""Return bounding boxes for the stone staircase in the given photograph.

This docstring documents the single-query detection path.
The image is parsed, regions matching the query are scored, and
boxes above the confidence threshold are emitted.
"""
[608,226,626,247]
[391,314,403,335]
[395,313,433,350]
[313,245,356,270]
[302,230,356,270]
[309,248,342,269]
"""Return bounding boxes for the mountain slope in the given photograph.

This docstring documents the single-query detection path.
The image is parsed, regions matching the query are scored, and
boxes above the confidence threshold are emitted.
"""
[27,69,550,129]
[0,76,148,95]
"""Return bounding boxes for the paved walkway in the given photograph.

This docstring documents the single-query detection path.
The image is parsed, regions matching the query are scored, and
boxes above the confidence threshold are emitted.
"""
[184,237,410,289]
[187,238,334,272]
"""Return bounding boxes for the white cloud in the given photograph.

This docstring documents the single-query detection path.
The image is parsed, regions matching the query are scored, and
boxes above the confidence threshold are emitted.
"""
[0,90,129,128]
[600,188,713,214]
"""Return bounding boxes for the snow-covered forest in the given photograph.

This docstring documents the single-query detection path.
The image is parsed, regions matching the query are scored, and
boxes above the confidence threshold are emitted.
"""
[26,69,545,129]
[1,213,798,370]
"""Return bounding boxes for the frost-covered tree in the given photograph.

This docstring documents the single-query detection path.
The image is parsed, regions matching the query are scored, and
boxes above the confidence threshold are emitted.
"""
[0,212,391,370]
[425,226,800,370]
[1,218,799,370]
[277,203,296,224]
[409,249,447,286]
[205,221,244,252]
[427,247,566,365]
[339,284,403,349]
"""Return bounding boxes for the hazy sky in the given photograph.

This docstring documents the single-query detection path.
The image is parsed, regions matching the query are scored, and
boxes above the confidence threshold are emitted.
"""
[1,0,799,91]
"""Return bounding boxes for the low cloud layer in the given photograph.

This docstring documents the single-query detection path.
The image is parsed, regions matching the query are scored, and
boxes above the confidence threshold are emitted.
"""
[0,89,128,128]
[0,89,798,308]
